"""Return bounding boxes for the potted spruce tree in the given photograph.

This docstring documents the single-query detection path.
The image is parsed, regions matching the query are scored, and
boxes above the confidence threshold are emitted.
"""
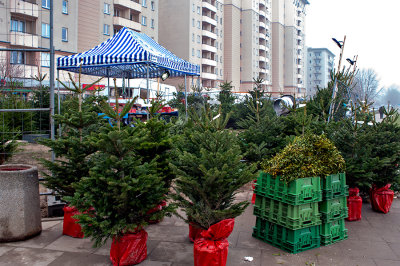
[171,110,255,266]
[40,73,103,238]
[69,92,173,265]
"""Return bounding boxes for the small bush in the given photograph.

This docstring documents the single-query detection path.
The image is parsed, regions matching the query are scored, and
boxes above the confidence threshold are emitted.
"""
[262,134,345,183]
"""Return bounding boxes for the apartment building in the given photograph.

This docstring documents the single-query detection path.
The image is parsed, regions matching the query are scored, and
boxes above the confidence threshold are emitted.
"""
[306,47,335,98]
[271,0,308,98]
[158,0,224,90]
[224,0,272,92]
[0,0,158,89]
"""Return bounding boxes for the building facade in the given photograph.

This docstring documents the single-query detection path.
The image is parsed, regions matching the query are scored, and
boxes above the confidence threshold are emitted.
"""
[0,0,159,90]
[271,0,308,98]
[159,0,224,90]
[305,47,335,98]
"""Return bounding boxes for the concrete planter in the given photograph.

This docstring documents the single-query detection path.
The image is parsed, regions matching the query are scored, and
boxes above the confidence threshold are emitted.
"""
[0,164,42,242]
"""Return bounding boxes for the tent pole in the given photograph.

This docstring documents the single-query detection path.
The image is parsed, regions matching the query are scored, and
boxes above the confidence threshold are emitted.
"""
[57,69,61,137]
[185,74,188,119]
[107,67,110,103]
[146,63,150,119]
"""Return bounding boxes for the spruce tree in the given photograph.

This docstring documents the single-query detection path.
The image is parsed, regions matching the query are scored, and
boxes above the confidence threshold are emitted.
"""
[172,109,256,229]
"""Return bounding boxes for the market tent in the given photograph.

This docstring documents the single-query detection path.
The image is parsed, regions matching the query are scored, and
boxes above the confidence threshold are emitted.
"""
[57,27,200,78]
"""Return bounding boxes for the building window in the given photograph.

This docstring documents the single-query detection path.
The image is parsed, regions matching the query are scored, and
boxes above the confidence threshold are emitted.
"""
[41,53,50,67]
[41,23,50,38]
[10,51,24,64]
[192,18,195,27]
[197,50,200,58]
[192,33,194,42]
[142,0,147,8]
[142,16,147,26]
[114,8,120,17]
[197,35,200,43]
[220,69,222,76]
[197,21,200,29]
[104,3,110,14]
[62,27,68,41]
[197,6,200,14]
[151,1,155,10]
[220,18,222,25]
[42,0,50,9]
[11,19,25,33]
[192,3,195,12]
[62,0,68,14]
[151,19,154,28]
[103,24,110,35]
[192,48,195,56]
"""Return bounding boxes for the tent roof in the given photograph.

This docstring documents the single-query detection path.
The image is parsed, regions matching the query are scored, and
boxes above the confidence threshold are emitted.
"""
[57,27,200,78]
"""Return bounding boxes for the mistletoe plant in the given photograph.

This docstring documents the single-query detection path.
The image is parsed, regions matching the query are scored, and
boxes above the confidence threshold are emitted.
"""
[172,109,256,229]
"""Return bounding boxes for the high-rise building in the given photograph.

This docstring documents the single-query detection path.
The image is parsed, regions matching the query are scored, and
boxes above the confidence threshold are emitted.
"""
[0,0,159,88]
[271,0,308,98]
[224,0,272,92]
[306,47,335,98]
[158,0,224,89]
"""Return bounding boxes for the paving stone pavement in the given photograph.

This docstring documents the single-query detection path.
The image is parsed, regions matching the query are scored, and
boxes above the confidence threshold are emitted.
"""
[1,191,399,266]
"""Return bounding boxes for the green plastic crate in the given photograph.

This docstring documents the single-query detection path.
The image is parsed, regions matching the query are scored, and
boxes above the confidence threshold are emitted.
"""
[321,173,349,199]
[255,172,322,205]
[319,197,348,222]
[254,196,321,230]
[253,218,321,254]
[320,219,348,246]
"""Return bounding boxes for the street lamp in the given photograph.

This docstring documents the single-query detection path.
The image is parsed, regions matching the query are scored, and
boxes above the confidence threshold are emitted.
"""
[332,38,344,49]
[161,70,170,81]
[346,58,356,65]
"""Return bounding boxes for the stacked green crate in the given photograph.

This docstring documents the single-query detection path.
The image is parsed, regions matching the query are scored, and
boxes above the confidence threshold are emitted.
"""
[253,172,322,253]
[319,173,349,246]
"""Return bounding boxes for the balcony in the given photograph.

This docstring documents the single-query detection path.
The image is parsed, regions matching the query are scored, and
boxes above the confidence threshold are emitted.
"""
[202,43,217,53]
[259,32,266,40]
[259,44,266,51]
[113,0,141,12]
[202,30,217,40]
[10,0,39,18]
[201,72,217,80]
[259,0,266,7]
[113,17,141,32]
[202,1,217,13]
[259,10,266,18]
[259,56,266,62]
[10,32,39,48]
[259,21,266,29]
[202,16,217,26]
[202,58,217,67]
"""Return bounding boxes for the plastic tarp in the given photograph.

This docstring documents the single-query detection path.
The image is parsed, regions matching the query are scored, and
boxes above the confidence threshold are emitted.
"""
[63,206,84,238]
[347,187,362,221]
[370,184,394,214]
[194,219,235,266]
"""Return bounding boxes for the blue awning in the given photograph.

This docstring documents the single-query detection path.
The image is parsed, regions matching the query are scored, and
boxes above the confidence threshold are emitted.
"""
[57,27,200,78]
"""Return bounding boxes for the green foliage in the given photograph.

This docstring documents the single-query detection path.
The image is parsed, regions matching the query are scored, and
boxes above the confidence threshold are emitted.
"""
[0,124,18,165]
[217,81,236,116]
[171,109,256,229]
[69,126,172,247]
[262,134,345,183]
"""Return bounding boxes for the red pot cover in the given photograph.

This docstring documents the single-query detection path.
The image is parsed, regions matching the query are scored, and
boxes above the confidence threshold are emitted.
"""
[349,187,360,197]
[194,219,235,266]
[251,179,257,204]
[370,184,394,214]
[147,200,167,224]
[110,230,148,266]
[189,223,204,243]
[347,195,362,221]
[63,206,84,238]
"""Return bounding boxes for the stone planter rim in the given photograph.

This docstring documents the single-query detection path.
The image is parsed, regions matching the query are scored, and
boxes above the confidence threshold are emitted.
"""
[0,164,37,173]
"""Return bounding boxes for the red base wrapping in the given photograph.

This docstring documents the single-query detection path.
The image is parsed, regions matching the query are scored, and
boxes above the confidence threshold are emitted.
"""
[194,219,235,266]
[63,206,84,238]
[110,230,148,266]
[347,197,362,221]
[147,200,167,224]
[370,184,394,214]
[189,223,204,243]
[251,179,257,204]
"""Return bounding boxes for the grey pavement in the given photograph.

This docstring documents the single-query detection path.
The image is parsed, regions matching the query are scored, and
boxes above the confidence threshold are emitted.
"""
[1,190,400,266]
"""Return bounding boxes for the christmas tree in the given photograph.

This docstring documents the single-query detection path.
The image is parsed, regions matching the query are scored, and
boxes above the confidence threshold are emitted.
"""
[171,109,256,229]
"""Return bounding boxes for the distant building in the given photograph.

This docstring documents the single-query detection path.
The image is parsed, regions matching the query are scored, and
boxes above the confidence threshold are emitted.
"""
[306,47,335,98]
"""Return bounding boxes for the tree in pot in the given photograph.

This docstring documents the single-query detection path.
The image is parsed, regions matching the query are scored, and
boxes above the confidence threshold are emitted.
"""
[171,110,256,266]
[68,96,173,265]
[40,73,103,237]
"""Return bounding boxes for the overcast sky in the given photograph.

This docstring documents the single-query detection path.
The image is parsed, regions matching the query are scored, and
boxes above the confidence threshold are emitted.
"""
[305,0,400,89]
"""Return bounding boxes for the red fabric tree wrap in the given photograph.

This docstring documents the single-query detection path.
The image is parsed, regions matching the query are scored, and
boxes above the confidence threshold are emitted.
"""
[110,230,148,266]
[147,200,167,224]
[63,206,84,238]
[347,187,362,221]
[189,223,204,243]
[370,184,394,214]
[194,219,235,266]
[251,179,257,204]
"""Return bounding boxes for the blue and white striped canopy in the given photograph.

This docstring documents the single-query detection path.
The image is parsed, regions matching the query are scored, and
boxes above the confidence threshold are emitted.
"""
[57,27,200,78]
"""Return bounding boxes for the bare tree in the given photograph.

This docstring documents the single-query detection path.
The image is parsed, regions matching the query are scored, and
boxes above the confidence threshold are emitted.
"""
[351,68,382,103]
[379,85,400,107]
